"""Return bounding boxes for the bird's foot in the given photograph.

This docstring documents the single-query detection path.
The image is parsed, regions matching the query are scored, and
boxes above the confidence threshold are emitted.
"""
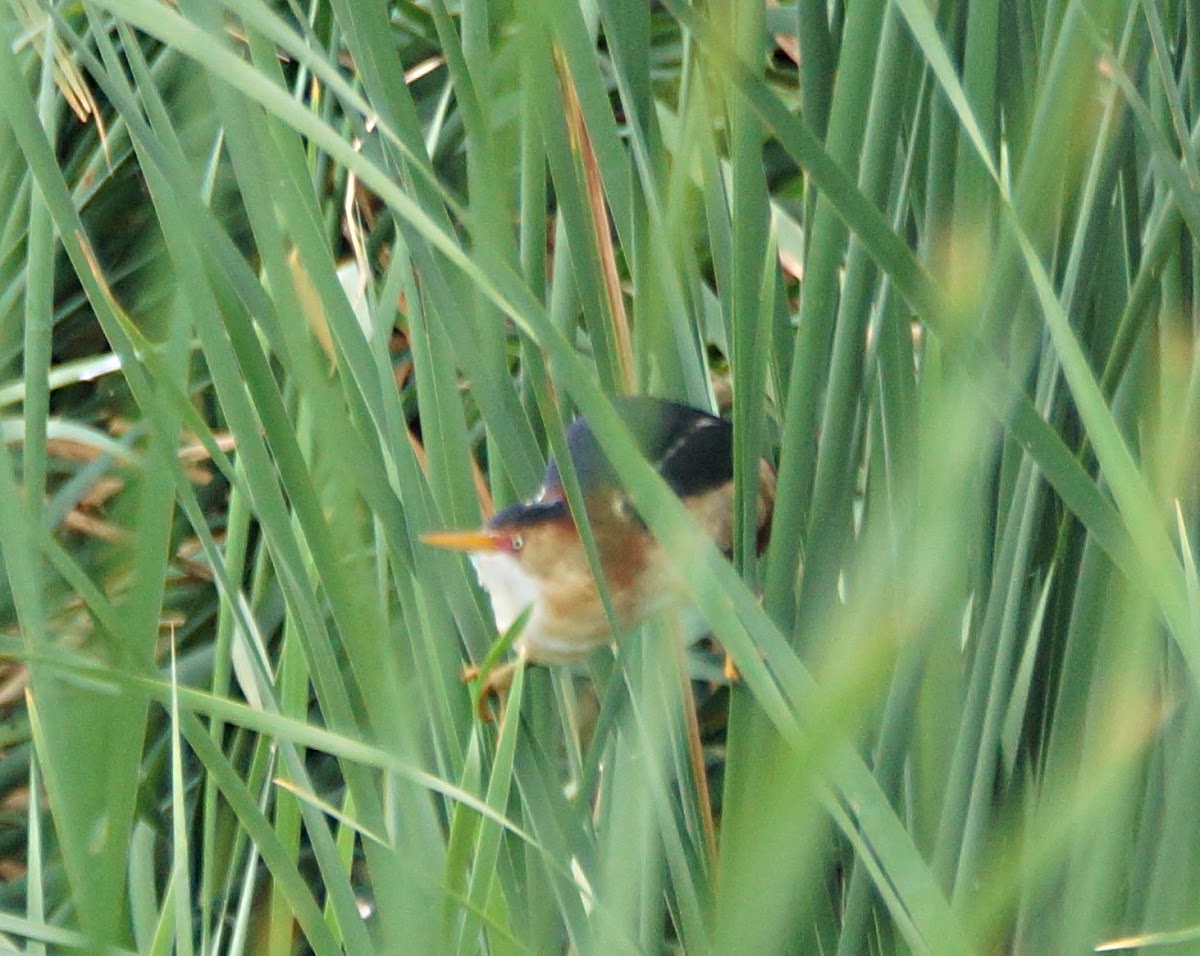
[719,589,772,683]
[462,660,518,723]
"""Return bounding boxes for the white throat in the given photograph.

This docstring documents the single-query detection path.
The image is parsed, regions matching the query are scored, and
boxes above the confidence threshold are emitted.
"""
[468,551,540,634]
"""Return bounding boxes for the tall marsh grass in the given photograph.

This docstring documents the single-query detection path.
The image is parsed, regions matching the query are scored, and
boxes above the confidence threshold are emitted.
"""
[0,1,1198,954]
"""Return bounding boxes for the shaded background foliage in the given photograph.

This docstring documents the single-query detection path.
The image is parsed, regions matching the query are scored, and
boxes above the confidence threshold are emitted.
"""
[0,1,1198,954]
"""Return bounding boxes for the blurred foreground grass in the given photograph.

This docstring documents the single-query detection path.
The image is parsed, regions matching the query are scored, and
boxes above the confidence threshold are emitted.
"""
[1,1,1199,954]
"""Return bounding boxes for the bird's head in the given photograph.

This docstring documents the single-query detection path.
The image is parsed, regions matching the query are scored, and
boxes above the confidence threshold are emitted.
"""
[422,493,608,634]
[422,491,579,570]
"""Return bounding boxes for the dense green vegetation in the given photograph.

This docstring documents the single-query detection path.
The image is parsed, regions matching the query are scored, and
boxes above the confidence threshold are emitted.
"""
[1,0,1198,953]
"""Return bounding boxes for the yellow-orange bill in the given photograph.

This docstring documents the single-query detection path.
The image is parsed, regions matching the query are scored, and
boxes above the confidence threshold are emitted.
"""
[420,529,504,553]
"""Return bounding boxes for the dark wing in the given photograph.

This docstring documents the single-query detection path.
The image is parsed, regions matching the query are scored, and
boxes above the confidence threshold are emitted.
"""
[543,396,733,499]
[649,404,734,498]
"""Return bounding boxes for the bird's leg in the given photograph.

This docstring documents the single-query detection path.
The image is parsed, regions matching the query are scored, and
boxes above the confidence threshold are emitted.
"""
[462,659,518,723]
[665,614,718,872]
[720,584,774,682]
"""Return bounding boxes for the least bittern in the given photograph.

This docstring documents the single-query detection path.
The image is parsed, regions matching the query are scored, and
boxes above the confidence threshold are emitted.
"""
[424,396,774,713]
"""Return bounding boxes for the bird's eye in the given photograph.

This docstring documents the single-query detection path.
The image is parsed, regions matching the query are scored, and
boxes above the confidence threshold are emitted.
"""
[510,534,524,552]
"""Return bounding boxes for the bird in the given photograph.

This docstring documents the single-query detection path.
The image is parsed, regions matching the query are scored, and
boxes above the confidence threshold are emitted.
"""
[422,396,775,716]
